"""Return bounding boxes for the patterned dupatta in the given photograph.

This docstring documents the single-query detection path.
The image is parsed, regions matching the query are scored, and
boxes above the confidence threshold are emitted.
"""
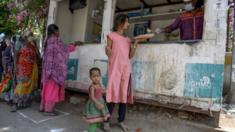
[42,36,69,86]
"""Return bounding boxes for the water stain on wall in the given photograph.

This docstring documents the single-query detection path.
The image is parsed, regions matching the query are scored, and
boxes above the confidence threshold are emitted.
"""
[159,68,177,90]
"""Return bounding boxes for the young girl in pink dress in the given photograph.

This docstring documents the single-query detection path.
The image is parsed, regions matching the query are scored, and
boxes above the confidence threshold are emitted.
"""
[104,14,139,132]
[83,67,110,132]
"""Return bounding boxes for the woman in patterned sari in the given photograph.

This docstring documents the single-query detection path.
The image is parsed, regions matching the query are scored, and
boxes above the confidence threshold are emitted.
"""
[40,24,76,116]
[0,38,14,102]
[11,32,39,112]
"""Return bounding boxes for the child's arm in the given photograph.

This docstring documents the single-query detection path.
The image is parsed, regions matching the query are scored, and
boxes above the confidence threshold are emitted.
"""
[90,86,104,110]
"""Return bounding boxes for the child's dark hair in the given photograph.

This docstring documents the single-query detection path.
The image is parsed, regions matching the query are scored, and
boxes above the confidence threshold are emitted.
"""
[113,14,129,31]
[47,24,59,37]
[89,67,101,76]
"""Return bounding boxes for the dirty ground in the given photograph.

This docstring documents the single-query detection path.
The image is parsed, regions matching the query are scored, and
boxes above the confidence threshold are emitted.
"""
[219,104,235,132]
[0,93,234,132]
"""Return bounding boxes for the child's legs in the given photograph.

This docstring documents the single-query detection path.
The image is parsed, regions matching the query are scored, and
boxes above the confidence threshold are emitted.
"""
[89,123,98,132]
[118,103,127,123]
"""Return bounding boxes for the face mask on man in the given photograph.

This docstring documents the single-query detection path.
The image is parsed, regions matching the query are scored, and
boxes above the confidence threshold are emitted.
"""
[184,3,194,11]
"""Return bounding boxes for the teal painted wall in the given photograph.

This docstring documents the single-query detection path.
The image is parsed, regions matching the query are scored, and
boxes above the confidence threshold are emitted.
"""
[132,61,157,93]
[67,59,79,80]
[184,63,224,100]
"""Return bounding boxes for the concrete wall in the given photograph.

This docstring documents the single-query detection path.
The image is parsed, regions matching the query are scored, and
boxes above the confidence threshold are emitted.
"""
[56,0,72,43]
[70,5,89,42]
[55,0,103,43]
[56,0,89,43]
[85,0,103,43]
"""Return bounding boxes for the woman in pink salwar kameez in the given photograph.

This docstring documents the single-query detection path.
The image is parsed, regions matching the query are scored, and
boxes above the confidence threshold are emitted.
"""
[104,14,139,132]
[40,24,76,116]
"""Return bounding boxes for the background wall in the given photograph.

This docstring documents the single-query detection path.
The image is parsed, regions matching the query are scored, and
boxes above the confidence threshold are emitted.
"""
[56,0,73,43]
[85,0,103,43]
[51,0,228,111]
[56,0,103,44]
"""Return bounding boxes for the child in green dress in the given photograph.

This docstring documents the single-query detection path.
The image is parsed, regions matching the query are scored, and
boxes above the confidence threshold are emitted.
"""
[83,67,110,132]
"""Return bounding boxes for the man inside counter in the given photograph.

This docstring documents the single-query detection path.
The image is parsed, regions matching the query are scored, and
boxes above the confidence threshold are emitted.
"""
[156,0,204,40]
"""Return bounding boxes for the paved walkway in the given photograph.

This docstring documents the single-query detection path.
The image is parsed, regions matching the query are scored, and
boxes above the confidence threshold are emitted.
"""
[0,101,225,132]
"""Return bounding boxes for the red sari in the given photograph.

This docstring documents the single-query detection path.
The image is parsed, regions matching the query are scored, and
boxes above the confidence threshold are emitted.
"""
[13,42,38,108]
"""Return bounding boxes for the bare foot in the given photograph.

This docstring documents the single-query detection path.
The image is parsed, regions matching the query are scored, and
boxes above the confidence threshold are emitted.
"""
[103,122,112,132]
[119,122,129,132]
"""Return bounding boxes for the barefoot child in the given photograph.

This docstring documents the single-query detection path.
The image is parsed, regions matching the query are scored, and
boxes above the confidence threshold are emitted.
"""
[83,67,110,132]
